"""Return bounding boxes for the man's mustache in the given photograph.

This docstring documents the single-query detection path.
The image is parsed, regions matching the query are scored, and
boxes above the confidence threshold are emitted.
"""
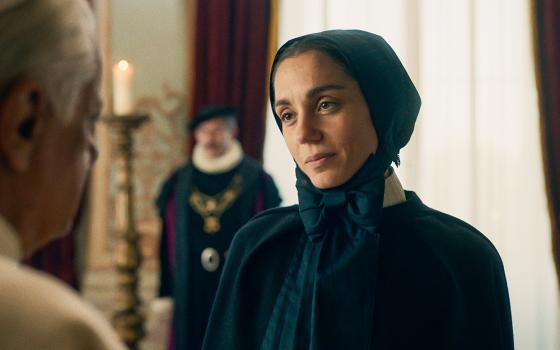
[204,143,222,149]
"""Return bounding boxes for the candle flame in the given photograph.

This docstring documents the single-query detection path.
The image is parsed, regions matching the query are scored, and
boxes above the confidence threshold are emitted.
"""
[117,60,129,71]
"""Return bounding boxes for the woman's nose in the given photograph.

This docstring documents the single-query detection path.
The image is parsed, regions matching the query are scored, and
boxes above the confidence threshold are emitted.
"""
[295,113,322,144]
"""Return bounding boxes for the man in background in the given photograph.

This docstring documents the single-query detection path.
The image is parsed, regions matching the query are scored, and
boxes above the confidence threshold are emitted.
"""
[157,105,281,349]
[0,0,124,349]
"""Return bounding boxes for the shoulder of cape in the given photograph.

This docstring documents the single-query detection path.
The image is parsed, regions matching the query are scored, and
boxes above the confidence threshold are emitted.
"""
[387,197,505,269]
[251,204,300,220]
[229,205,303,255]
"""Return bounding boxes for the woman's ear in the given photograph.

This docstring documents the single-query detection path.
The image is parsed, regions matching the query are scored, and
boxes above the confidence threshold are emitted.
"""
[0,80,46,172]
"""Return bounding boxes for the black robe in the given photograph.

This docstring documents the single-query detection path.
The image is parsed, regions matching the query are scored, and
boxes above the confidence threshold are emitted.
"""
[157,157,281,350]
[202,191,514,350]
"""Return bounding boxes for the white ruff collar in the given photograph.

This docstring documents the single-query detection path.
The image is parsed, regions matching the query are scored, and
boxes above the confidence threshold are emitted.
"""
[192,140,243,174]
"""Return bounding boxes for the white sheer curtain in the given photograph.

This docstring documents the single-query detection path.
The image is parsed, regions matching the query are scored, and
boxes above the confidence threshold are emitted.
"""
[263,0,559,348]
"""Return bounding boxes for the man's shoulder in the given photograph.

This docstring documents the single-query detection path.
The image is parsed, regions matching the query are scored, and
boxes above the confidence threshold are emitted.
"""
[165,161,194,181]
[240,156,265,171]
[156,162,193,204]
[0,257,125,349]
[0,257,101,320]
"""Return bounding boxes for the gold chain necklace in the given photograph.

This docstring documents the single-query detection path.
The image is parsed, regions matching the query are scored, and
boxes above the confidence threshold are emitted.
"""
[188,174,243,234]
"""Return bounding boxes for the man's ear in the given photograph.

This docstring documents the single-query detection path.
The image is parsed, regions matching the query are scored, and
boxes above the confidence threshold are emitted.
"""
[0,80,46,172]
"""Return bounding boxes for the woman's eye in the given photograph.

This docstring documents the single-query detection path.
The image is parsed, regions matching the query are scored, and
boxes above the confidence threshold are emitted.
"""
[280,112,294,123]
[318,101,336,111]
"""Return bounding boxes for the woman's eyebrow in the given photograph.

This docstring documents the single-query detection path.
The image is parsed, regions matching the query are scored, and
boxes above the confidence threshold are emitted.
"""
[274,84,346,109]
[274,99,290,109]
[307,84,345,99]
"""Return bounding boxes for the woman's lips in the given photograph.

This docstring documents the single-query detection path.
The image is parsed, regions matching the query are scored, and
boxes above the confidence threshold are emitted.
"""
[305,152,336,168]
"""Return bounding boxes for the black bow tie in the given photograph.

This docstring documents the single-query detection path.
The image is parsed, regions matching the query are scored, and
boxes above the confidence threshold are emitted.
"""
[296,156,386,242]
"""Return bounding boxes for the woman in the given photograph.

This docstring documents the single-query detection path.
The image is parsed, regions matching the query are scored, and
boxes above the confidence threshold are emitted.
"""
[203,30,513,350]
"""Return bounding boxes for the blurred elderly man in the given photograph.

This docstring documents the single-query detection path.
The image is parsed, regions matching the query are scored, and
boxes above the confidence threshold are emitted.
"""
[0,1,124,349]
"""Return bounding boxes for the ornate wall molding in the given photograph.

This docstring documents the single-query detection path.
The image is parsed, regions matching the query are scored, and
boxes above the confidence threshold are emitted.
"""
[135,83,187,118]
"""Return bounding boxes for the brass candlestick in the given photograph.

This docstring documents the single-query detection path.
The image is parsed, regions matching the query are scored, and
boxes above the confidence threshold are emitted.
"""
[103,114,149,349]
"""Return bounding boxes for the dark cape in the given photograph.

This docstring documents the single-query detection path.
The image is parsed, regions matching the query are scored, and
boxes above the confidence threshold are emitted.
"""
[157,156,281,350]
[202,191,513,350]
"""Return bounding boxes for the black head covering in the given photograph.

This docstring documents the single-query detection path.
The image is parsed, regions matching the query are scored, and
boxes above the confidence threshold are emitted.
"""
[260,30,422,349]
[189,105,237,131]
[270,29,421,167]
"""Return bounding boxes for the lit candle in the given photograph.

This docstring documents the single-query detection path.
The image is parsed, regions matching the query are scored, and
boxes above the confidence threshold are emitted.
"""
[112,59,134,115]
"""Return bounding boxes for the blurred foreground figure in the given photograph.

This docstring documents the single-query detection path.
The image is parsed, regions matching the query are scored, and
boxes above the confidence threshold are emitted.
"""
[0,1,125,349]
[202,30,514,350]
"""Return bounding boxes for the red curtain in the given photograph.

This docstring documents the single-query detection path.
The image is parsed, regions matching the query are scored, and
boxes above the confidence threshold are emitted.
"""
[190,0,272,161]
[534,0,560,278]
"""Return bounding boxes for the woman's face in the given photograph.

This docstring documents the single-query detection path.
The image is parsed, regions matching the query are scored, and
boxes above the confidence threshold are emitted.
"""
[273,50,378,189]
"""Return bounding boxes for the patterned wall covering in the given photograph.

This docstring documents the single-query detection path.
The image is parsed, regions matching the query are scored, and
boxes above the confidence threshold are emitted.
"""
[128,91,188,260]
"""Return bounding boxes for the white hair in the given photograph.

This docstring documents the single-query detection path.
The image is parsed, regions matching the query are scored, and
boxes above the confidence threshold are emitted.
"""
[0,0,98,122]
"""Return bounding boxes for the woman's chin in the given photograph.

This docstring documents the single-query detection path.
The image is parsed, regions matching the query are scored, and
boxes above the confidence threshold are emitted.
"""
[309,173,347,190]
